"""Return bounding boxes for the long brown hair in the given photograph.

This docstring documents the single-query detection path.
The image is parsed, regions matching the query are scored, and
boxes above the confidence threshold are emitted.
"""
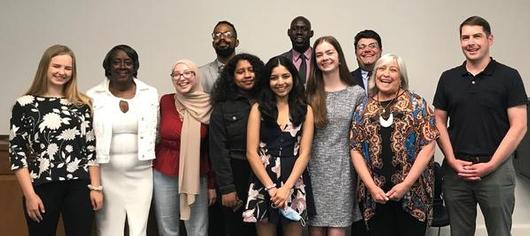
[306,36,356,128]
[26,44,91,106]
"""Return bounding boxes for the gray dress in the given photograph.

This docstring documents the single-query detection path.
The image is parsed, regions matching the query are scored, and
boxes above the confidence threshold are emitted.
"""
[308,85,365,227]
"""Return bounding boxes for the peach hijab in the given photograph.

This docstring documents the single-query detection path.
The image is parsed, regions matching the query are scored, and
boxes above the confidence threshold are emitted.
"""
[172,59,211,220]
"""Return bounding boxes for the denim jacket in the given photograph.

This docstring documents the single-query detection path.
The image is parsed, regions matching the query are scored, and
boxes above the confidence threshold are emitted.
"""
[87,79,159,163]
[209,94,251,194]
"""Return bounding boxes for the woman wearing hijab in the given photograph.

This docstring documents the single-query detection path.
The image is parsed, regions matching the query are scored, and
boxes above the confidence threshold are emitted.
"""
[153,59,215,236]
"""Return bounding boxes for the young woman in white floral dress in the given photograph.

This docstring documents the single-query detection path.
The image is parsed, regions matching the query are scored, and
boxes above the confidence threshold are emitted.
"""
[9,45,103,236]
[243,56,314,236]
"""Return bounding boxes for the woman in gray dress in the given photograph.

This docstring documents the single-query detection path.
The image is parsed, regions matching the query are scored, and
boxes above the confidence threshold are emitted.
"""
[306,36,365,236]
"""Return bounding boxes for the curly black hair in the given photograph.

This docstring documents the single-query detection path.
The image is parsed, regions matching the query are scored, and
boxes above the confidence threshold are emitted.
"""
[210,53,266,104]
[258,56,307,126]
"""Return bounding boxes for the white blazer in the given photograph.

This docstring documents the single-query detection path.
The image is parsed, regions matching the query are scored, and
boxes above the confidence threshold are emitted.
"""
[87,78,159,163]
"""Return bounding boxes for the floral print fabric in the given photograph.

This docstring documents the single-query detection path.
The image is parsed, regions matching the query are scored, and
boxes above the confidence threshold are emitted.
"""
[243,120,308,223]
[350,91,439,223]
[9,95,96,186]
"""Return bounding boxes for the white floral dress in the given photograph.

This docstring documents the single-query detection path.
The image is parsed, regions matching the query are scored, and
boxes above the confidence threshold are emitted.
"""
[9,95,96,186]
[242,119,311,224]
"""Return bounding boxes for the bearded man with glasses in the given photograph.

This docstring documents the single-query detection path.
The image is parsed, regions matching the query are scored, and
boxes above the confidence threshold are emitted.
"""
[199,20,239,94]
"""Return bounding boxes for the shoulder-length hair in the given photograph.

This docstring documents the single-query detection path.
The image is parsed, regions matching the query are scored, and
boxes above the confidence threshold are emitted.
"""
[25,44,90,106]
[102,44,140,78]
[306,36,356,128]
[210,53,266,104]
[258,56,307,126]
[368,53,409,96]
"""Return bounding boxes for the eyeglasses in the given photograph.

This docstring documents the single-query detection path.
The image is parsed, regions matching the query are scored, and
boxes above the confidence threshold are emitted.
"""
[171,71,195,80]
[212,31,234,39]
[357,43,379,51]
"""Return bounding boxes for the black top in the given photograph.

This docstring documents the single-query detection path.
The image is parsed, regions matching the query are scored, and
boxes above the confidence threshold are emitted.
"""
[433,58,527,156]
[378,100,397,192]
[260,119,299,159]
[9,96,96,186]
[209,94,252,194]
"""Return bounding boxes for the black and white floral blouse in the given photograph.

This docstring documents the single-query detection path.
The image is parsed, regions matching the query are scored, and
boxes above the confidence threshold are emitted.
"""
[9,95,96,186]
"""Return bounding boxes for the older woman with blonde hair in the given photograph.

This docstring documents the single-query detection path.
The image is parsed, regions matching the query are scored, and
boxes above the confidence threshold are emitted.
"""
[153,59,216,236]
[350,53,439,236]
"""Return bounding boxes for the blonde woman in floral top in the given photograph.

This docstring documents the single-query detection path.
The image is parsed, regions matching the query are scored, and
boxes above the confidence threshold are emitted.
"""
[9,45,102,236]
[350,54,439,236]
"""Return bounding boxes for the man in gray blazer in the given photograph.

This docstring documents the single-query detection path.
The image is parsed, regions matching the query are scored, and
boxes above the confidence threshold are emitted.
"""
[200,21,239,93]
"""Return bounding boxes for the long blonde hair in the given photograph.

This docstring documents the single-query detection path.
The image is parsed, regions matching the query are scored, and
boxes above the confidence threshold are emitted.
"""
[26,44,91,106]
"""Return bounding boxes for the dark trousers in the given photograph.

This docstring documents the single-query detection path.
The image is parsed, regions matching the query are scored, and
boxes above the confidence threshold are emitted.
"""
[442,157,515,236]
[351,219,369,236]
[367,201,426,236]
[221,159,256,236]
[208,198,226,236]
[23,180,94,236]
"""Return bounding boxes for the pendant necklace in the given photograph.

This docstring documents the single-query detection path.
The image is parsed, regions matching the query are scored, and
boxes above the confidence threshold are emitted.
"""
[377,89,401,127]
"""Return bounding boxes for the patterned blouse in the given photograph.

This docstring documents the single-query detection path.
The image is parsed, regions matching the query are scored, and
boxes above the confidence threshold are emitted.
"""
[9,95,96,186]
[350,90,439,223]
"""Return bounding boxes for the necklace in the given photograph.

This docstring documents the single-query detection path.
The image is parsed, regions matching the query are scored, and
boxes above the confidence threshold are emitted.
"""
[377,89,401,127]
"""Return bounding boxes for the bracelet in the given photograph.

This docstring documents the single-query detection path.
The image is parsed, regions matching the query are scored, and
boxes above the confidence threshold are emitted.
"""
[264,183,277,191]
[87,184,103,191]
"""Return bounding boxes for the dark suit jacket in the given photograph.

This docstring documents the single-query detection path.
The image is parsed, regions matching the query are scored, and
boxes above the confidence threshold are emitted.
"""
[278,49,311,84]
[351,67,365,89]
[279,50,293,60]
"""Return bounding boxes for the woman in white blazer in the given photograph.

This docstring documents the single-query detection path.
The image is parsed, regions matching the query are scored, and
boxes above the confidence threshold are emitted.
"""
[87,44,158,236]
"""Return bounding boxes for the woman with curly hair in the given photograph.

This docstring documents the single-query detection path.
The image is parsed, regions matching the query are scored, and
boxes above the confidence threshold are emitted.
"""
[209,53,265,236]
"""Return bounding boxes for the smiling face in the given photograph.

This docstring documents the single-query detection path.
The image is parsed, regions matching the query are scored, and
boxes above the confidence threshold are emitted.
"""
[212,23,239,58]
[233,59,255,90]
[288,17,313,53]
[315,41,339,73]
[355,38,382,71]
[171,63,196,94]
[460,25,493,63]
[269,64,294,99]
[374,59,401,97]
[109,50,134,83]
[47,54,73,92]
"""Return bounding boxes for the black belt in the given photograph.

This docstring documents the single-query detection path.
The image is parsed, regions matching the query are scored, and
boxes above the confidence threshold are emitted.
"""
[457,155,491,164]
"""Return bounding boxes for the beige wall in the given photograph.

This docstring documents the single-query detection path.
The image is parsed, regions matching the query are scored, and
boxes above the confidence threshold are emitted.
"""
[1,1,529,235]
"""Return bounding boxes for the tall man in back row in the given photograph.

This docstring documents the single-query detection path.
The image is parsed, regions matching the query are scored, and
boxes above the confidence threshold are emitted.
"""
[199,20,240,236]
[434,16,527,236]
[279,16,314,85]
